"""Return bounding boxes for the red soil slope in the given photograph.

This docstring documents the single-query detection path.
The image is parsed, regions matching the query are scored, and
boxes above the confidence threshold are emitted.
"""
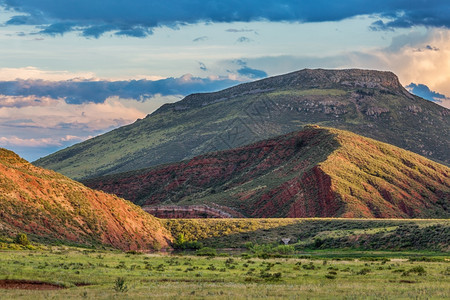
[0,148,172,250]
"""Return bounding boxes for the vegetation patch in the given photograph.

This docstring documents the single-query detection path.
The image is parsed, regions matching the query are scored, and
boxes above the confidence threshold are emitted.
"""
[163,218,450,252]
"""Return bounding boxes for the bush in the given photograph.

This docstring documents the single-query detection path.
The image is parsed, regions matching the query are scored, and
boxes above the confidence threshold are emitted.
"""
[259,270,282,281]
[14,233,30,246]
[173,233,203,250]
[356,268,371,275]
[407,266,426,276]
[196,247,217,257]
[113,277,128,293]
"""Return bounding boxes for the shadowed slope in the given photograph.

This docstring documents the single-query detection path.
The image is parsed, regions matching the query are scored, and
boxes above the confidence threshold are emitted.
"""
[84,126,449,219]
[0,148,172,250]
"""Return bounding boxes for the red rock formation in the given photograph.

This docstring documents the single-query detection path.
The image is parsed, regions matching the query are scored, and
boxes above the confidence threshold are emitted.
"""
[143,205,236,219]
[84,127,450,219]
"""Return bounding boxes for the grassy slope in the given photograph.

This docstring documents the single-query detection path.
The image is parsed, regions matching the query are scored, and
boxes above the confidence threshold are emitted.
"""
[84,126,450,219]
[34,69,450,180]
[314,128,450,218]
[0,148,171,251]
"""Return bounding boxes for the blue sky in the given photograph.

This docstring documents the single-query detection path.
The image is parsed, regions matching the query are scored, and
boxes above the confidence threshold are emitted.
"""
[0,0,449,161]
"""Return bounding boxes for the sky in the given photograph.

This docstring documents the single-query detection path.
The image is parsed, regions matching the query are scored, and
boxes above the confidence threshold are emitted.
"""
[0,0,449,161]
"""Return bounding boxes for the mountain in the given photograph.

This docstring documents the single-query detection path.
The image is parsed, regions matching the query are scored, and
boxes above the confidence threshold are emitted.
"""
[34,69,450,180]
[83,126,450,219]
[0,148,171,251]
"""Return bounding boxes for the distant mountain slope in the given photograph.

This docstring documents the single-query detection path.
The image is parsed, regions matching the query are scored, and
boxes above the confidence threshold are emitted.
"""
[84,126,450,219]
[35,69,450,180]
[0,148,171,250]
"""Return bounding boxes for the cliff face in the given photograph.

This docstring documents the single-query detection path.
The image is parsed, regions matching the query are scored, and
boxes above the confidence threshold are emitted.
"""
[0,148,172,250]
[84,126,450,219]
[142,205,235,219]
[35,69,449,180]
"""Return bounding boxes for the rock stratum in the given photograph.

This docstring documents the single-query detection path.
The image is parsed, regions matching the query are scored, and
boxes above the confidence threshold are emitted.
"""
[35,69,450,180]
[0,148,172,250]
[84,126,450,219]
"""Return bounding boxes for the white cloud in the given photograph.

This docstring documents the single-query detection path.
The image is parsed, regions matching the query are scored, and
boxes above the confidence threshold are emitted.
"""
[0,96,147,131]
[0,95,59,108]
[0,67,96,81]
[0,135,90,147]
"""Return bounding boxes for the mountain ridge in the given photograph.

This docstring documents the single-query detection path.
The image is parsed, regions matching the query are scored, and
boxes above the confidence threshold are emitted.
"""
[34,68,450,180]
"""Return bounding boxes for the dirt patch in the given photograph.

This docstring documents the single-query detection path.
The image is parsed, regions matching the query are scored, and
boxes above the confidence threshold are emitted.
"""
[0,279,65,290]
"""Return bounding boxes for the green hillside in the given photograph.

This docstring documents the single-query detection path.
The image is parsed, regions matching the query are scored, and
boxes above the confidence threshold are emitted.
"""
[34,69,450,180]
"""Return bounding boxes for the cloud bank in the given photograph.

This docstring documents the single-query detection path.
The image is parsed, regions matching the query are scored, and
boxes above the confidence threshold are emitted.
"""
[2,0,450,37]
[0,75,241,104]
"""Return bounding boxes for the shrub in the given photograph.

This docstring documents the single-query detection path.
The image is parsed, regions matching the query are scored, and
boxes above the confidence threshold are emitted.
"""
[408,266,426,276]
[113,277,128,293]
[196,247,217,257]
[356,268,371,275]
[14,233,30,246]
[173,233,203,250]
[259,270,282,281]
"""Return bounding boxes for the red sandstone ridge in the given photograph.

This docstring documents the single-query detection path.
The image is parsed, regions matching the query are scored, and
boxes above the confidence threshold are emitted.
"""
[84,126,450,219]
[0,148,172,251]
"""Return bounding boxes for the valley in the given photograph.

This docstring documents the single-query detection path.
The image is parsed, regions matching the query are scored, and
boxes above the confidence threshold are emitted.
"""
[1,69,449,299]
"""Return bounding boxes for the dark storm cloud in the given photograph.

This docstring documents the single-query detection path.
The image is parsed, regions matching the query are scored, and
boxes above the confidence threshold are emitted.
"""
[0,76,241,105]
[406,83,447,103]
[1,1,449,38]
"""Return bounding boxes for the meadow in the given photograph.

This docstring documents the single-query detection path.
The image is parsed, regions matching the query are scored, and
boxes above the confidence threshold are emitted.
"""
[0,248,449,299]
[1,218,449,299]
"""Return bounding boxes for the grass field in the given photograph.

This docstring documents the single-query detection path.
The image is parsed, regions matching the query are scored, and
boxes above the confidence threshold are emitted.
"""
[1,218,449,299]
[0,248,449,299]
